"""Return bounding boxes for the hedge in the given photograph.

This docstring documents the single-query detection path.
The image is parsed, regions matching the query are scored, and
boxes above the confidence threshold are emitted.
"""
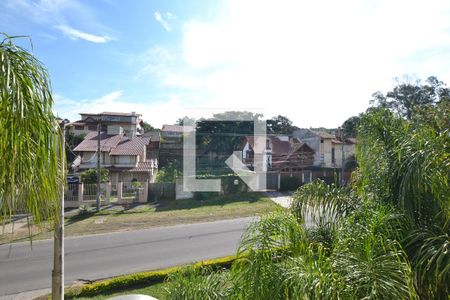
[64,255,238,299]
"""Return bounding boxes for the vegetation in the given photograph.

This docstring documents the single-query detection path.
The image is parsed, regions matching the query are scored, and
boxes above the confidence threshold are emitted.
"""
[65,255,237,299]
[341,115,360,138]
[155,160,182,183]
[65,131,85,166]
[164,87,449,298]
[0,34,64,299]
[80,168,109,183]
[370,75,450,119]
[142,121,158,133]
[266,115,298,134]
[1,192,277,243]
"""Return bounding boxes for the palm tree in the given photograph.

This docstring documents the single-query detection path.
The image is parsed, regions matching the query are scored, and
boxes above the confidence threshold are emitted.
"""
[0,34,65,299]
[165,105,448,299]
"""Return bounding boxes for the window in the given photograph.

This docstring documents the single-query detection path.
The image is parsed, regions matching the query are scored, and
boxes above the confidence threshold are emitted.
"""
[332,148,335,163]
[303,170,312,183]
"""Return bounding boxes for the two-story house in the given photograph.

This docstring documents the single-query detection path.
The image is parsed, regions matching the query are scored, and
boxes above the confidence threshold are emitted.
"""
[241,136,315,172]
[71,112,157,183]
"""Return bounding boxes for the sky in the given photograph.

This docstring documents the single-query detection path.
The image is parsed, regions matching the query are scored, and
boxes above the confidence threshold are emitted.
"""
[2,0,450,128]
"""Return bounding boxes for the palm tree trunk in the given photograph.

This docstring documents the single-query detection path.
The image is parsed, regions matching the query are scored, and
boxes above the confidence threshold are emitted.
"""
[52,218,64,299]
[52,123,66,299]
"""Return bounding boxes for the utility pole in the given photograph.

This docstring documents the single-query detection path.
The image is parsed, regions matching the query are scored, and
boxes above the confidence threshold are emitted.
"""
[96,120,101,211]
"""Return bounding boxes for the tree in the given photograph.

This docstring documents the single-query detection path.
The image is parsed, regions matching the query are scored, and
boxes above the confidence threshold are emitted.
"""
[341,115,360,138]
[65,131,85,166]
[155,160,182,183]
[0,35,65,299]
[142,121,158,133]
[370,75,450,119]
[196,111,263,155]
[176,116,196,126]
[80,168,109,183]
[267,115,297,134]
[166,105,449,299]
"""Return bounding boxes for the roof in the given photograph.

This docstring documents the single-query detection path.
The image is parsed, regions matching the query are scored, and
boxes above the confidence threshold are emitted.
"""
[345,138,357,144]
[312,130,336,139]
[80,112,142,117]
[128,161,155,173]
[244,136,313,156]
[73,132,124,152]
[73,133,151,154]
[142,131,161,141]
[161,124,194,133]
[110,136,151,156]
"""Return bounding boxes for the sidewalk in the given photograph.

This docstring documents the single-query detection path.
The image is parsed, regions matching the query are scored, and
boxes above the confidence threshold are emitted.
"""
[265,191,293,208]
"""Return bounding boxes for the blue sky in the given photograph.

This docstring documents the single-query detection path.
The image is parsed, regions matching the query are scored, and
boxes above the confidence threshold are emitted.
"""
[2,0,450,127]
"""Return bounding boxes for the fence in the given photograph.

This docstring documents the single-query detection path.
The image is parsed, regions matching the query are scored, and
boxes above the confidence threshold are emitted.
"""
[148,182,176,201]
[64,181,148,208]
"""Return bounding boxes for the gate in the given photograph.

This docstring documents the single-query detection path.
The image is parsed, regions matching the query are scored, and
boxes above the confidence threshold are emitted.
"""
[266,172,279,191]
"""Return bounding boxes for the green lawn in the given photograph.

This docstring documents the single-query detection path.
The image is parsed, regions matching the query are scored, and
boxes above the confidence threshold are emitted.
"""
[1,192,278,244]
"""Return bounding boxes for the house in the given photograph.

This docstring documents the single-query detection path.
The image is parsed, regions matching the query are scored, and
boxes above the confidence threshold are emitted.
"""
[68,112,144,137]
[159,124,194,167]
[292,129,357,182]
[74,132,157,183]
[71,112,158,183]
[292,129,344,167]
[241,136,315,171]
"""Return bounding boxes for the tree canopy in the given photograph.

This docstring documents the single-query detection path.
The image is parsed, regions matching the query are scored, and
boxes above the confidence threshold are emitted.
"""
[370,75,450,119]
[0,34,63,225]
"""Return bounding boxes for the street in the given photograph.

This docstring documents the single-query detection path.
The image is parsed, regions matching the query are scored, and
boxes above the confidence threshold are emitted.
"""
[0,217,254,297]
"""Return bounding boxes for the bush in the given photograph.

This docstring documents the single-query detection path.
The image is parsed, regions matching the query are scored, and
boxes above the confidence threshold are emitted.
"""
[80,168,109,183]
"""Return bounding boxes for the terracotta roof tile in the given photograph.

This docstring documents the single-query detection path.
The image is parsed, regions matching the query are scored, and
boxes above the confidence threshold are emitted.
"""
[128,161,155,172]
[110,136,151,156]
[73,132,123,152]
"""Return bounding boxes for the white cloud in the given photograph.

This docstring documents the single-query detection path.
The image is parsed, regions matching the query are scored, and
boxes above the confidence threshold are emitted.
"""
[54,91,185,127]
[56,25,112,43]
[142,0,450,127]
[154,11,175,32]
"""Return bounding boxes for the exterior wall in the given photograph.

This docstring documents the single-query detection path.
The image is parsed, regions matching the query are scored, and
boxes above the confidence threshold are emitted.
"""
[107,125,123,135]
[68,127,90,136]
[343,143,355,159]
[322,139,333,167]
[113,155,136,166]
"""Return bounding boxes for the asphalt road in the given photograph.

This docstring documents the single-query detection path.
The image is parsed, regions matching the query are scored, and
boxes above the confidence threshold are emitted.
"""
[0,217,254,297]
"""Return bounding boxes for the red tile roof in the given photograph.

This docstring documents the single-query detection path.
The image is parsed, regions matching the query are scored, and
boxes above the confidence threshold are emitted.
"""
[74,133,151,155]
[128,161,155,173]
[73,132,124,152]
[110,136,151,156]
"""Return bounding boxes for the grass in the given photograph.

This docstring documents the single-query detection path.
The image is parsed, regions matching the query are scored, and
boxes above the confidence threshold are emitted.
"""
[1,192,278,244]
[62,255,237,299]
